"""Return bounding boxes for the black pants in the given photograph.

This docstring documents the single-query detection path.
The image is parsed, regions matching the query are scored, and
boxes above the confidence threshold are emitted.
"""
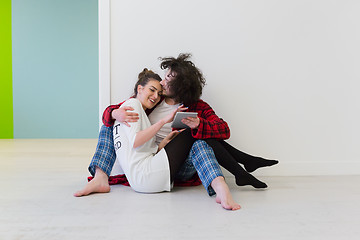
[164,129,196,182]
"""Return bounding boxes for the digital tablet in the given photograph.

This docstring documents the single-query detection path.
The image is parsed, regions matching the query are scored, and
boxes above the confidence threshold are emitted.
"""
[171,112,198,129]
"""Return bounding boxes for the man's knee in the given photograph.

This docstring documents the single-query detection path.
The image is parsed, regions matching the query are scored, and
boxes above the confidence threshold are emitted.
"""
[190,140,210,162]
[192,140,210,151]
[191,140,217,163]
[193,139,205,146]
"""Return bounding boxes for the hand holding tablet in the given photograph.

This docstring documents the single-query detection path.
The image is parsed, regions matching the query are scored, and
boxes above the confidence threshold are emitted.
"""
[171,112,198,129]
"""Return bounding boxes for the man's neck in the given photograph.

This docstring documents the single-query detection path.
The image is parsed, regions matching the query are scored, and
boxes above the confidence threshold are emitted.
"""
[164,97,178,105]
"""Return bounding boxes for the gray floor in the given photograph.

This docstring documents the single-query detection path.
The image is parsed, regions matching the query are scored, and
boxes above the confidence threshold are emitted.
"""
[1,139,359,240]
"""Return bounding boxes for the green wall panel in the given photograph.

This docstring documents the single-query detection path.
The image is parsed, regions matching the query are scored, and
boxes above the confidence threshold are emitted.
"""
[12,0,99,138]
[0,0,13,139]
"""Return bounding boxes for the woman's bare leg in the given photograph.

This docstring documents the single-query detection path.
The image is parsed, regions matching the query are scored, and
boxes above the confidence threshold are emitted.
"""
[74,167,110,197]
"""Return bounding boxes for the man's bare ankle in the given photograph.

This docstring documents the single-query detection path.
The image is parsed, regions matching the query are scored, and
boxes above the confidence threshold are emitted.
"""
[211,176,225,188]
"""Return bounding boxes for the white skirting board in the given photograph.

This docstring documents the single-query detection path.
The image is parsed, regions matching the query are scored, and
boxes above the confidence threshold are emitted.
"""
[222,161,360,177]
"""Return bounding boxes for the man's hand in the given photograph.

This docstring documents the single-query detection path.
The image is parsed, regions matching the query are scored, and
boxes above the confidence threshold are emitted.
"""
[181,117,200,129]
[111,106,139,127]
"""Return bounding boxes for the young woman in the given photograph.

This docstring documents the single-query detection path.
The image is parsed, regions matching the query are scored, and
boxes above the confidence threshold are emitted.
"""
[111,69,190,193]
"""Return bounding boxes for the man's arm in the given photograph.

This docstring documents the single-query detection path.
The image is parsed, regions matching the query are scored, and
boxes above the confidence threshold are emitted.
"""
[102,103,122,127]
[187,99,230,140]
[102,100,140,127]
[102,97,165,127]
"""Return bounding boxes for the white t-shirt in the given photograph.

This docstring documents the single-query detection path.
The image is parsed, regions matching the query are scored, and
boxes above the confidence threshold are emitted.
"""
[113,98,171,193]
[148,100,181,145]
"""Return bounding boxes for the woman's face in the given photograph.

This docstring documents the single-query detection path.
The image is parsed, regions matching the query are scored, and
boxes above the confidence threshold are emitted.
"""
[137,79,162,110]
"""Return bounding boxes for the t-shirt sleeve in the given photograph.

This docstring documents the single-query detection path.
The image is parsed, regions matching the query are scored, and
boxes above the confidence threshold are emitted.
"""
[121,99,143,147]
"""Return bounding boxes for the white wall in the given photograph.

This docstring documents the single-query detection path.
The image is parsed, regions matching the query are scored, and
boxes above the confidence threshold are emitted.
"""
[103,0,360,176]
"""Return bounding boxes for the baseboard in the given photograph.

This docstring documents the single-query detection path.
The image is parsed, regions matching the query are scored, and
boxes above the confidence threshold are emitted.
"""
[221,161,360,177]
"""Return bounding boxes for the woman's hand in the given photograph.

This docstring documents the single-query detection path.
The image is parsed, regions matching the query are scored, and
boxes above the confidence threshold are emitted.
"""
[165,129,184,142]
[162,105,188,124]
[181,117,200,129]
[157,129,185,152]
[112,107,139,127]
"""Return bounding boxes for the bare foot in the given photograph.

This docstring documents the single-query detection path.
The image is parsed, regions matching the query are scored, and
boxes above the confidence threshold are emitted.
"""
[211,177,241,211]
[74,169,110,197]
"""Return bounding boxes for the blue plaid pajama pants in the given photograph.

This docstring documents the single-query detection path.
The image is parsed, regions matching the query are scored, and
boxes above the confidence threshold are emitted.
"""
[178,140,223,196]
[89,125,223,196]
[88,125,116,176]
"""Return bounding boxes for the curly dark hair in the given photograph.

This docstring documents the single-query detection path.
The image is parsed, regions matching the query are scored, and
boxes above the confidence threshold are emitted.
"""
[159,53,206,105]
[133,68,162,97]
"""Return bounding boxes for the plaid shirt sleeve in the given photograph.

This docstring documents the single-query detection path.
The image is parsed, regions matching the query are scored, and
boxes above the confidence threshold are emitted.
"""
[187,100,230,140]
[102,102,124,127]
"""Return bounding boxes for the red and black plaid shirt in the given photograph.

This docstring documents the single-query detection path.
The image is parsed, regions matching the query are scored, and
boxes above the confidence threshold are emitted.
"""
[102,98,230,140]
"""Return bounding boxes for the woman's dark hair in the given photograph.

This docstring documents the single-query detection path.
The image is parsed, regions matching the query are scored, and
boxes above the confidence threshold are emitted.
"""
[134,68,162,97]
[159,53,206,105]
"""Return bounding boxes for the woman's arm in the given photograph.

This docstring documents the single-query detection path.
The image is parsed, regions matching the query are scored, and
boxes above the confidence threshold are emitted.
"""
[133,105,186,148]
[133,119,166,148]
[157,130,184,152]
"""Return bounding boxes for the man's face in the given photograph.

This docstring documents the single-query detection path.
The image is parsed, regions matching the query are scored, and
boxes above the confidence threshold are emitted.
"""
[160,69,176,97]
